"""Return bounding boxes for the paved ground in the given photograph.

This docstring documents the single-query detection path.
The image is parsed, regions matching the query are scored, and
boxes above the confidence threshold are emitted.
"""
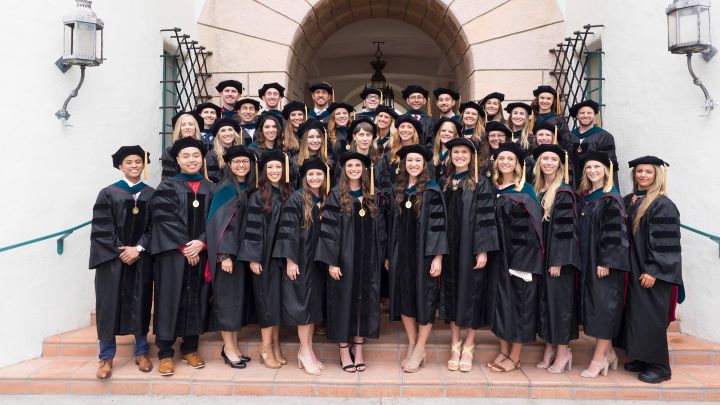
[0,396,715,405]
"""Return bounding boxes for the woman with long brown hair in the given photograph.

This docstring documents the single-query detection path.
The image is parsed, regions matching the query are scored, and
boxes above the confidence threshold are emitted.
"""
[315,151,387,373]
[479,92,506,125]
[387,115,422,184]
[458,101,484,151]
[249,114,284,156]
[280,101,305,156]
[327,102,354,159]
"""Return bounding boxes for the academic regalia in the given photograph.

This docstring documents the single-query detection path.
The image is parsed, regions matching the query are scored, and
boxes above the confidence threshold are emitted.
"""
[387,182,448,324]
[205,178,254,331]
[578,187,630,339]
[315,188,387,342]
[537,184,582,345]
[357,110,378,120]
[200,129,215,150]
[272,192,326,325]
[150,173,214,341]
[237,188,285,327]
[90,180,154,341]
[616,192,682,375]
[439,174,500,328]
[240,123,255,146]
[488,182,543,343]
[331,126,350,159]
[204,150,223,183]
[534,112,569,143]
[308,109,331,124]
[401,110,435,149]
[161,147,179,178]
[567,126,618,188]
[433,149,449,181]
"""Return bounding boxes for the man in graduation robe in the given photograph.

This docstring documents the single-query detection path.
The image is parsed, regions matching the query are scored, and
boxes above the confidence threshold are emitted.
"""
[400,85,436,149]
[356,87,382,120]
[150,137,214,376]
[307,82,333,124]
[259,82,286,121]
[433,87,461,123]
[215,79,243,121]
[90,146,154,379]
[235,98,260,145]
[565,100,618,188]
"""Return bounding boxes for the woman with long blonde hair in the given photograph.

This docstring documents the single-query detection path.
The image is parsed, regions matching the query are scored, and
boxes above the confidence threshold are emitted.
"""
[617,156,682,384]
[205,118,241,183]
[505,102,533,151]
[374,105,398,153]
[459,102,484,151]
[531,144,581,375]
[479,92,506,125]
[431,118,460,180]
[576,151,630,379]
[388,115,422,184]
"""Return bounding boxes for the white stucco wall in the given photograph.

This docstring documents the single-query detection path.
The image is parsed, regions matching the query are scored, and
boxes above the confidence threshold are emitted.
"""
[562,1,720,342]
[0,0,200,368]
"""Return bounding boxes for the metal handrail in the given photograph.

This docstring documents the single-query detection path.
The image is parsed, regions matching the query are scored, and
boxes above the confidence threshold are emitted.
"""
[0,220,91,255]
[680,223,720,257]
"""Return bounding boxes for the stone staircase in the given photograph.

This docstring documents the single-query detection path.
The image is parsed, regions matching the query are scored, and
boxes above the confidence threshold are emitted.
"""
[0,313,718,399]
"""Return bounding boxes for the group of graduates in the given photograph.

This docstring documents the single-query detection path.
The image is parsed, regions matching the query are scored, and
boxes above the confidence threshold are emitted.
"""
[90,79,683,387]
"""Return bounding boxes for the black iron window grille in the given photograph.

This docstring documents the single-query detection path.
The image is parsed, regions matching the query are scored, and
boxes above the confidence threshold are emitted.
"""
[160,27,212,149]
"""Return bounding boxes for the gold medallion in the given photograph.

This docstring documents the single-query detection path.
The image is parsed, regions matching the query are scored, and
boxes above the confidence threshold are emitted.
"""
[452,185,458,191]
[346,144,351,150]
[485,170,491,178]
[132,206,140,215]
[358,208,366,217]
[405,200,412,209]
[192,199,200,208]
[395,167,400,175]
[577,146,582,153]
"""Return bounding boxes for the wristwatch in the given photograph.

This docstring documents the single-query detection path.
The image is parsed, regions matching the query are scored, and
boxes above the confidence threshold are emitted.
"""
[136,245,145,252]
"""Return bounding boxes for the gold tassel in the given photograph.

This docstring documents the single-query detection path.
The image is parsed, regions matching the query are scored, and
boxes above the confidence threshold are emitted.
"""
[325,163,331,196]
[474,149,478,180]
[304,104,308,122]
[662,163,668,195]
[352,111,356,121]
[143,150,149,180]
[553,125,558,145]
[203,158,208,180]
[323,128,328,158]
[458,95,462,114]
[528,113,535,133]
[380,91,384,105]
[518,161,526,191]
[332,90,335,103]
[597,110,602,128]
[284,152,290,184]
[279,99,283,110]
[564,151,569,185]
[483,109,487,123]
[555,95,561,115]
[605,160,614,193]
[427,100,432,115]
[370,162,375,196]
[254,160,259,189]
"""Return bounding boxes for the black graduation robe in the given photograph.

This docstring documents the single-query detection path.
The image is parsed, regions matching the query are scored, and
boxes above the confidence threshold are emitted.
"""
[273,192,326,325]
[308,109,331,124]
[149,173,214,340]
[387,182,449,325]
[566,126,619,189]
[534,112,569,143]
[401,110,436,150]
[240,123,256,146]
[161,147,179,178]
[439,175,500,328]
[578,187,630,340]
[205,150,223,184]
[205,179,254,331]
[488,183,544,343]
[616,193,683,369]
[537,185,582,345]
[237,189,284,328]
[315,188,387,342]
[433,150,449,181]
[331,127,350,160]
[89,181,154,341]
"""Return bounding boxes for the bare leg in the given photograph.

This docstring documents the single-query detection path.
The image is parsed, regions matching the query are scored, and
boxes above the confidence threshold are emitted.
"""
[352,336,365,370]
[307,324,324,369]
[493,342,523,371]
[272,326,286,364]
[221,331,240,362]
[415,323,432,351]
[538,343,556,368]
[401,315,418,346]
[297,324,320,374]
[448,322,462,367]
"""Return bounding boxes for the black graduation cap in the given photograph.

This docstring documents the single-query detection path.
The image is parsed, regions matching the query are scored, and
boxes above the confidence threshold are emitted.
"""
[296,119,326,138]
[433,116,461,135]
[347,117,378,143]
[256,114,285,133]
[485,121,512,137]
[401,85,429,99]
[259,150,286,167]
[328,102,355,113]
[170,137,208,159]
[194,102,222,117]
[171,111,203,130]
[459,101,482,114]
[376,105,398,120]
[395,115,423,134]
[569,99,599,118]
[532,121,556,135]
[281,101,306,120]
[397,144,433,161]
[112,145,149,168]
[339,151,371,167]
[504,102,532,115]
[300,156,328,178]
[360,88,382,99]
[628,155,669,168]
[215,80,243,93]
[532,144,566,160]
[492,142,525,161]
[222,145,255,163]
[444,137,476,152]
[258,82,285,97]
[433,87,460,100]
[532,85,557,97]
[480,92,505,105]
[580,150,612,169]
[210,117,241,136]
[309,82,333,93]
[234,98,261,110]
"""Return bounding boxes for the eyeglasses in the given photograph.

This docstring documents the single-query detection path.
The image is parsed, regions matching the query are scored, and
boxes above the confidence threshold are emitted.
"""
[407,95,425,101]
[231,159,251,166]
[365,95,380,100]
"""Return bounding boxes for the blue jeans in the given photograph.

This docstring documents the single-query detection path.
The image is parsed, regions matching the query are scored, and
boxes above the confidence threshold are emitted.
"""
[98,335,149,360]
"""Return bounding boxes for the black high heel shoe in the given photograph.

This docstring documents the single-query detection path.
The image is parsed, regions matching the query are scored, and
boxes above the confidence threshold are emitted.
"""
[221,346,247,369]
[351,341,366,372]
[222,345,251,363]
[339,344,356,373]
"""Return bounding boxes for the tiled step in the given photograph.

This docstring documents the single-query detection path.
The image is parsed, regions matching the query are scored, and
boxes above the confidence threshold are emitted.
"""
[0,356,718,400]
[42,322,720,367]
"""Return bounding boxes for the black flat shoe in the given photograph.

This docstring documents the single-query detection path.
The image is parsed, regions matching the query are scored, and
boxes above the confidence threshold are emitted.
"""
[639,369,671,384]
[623,360,646,373]
[221,349,247,369]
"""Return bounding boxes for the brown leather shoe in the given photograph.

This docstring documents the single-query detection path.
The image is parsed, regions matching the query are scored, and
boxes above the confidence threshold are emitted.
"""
[182,352,206,369]
[158,358,175,376]
[135,354,153,372]
[96,359,113,379]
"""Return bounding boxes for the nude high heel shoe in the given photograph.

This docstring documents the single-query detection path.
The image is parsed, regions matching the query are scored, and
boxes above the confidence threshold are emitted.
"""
[447,341,462,371]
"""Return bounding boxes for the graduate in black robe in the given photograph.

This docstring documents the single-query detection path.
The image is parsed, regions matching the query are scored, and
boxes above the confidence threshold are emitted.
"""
[458,101,485,153]
[273,157,330,376]
[531,145,581,374]
[258,82,286,123]
[90,146,154,379]
[431,117,461,181]
[479,91,507,125]
[387,115,424,186]
[484,143,543,374]
[315,151,387,373]
[327,102,354,160]
[565,100,618,189]
[205,146,256,369]
[205,117,244,183]
[234,98,261,145]
[387,145,448,373]
[294,119,335,191]
[438,138,500,373]
[149,137,214,376]
[195,102,222,149]
[307,82,333,124]
[530,85,569,146]
[616,156,683,384]
[237,150,293,369]
[356,87,382,120]
[576,151,630,378]
[247,114,284,158]
[161,111,204,178]
[400,85,436,149]
[374,105,398,154]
